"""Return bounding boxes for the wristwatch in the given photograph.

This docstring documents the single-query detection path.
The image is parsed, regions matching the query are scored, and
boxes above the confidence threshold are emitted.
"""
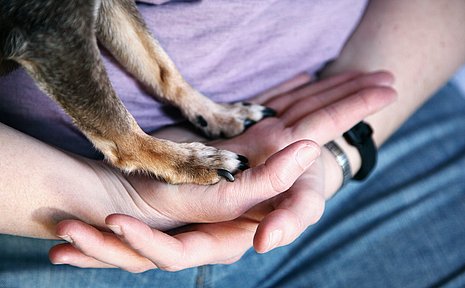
[343,121,377,180]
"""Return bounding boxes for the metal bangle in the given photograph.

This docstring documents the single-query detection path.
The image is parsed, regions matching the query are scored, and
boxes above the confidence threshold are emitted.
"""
[324,141,352,189]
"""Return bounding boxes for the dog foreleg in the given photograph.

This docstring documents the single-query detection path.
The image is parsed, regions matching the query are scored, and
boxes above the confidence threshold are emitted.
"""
[96,0,275,138]
[8,6,246,184]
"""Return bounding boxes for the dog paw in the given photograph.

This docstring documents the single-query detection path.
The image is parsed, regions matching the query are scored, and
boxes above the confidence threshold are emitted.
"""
[171,142,250,184]
[110,136,249,185]
[192,102,276,138]
[151,141,250,184]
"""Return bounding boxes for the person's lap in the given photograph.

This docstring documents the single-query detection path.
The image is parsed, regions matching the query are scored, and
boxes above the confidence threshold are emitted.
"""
[216,81,465,288]
[2,82,465,288]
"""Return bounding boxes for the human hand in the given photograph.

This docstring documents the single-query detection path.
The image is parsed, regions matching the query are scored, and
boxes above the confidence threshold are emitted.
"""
[49,140,320,271]
[50,71,396,271]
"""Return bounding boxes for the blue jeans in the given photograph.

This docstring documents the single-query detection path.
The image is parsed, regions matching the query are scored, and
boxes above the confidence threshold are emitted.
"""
[1,82,465,288]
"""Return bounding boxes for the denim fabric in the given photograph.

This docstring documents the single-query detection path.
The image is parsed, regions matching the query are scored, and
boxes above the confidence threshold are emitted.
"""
[1,82,465,287]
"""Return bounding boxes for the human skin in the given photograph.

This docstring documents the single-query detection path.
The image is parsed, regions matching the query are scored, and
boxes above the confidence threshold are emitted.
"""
[2,0,464,273]
[0,71,392,238]
[322,0,465,171]
[44,0,465,272]
[47,71,395,272]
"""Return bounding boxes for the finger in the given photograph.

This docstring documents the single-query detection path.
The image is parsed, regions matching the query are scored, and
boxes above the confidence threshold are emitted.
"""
[290,86,397,144]
[55,220,157,273]
[146,140,320,223]
[280,71,395,124]
[253,163,326,253]
[211,140,321,221]
[253,72,313,104]
[265,71,361,112]
[49,243,117,269]
[106,214,254,271]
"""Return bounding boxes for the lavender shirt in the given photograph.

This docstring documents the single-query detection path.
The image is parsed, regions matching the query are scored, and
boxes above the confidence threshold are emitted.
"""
[0,0,368,158]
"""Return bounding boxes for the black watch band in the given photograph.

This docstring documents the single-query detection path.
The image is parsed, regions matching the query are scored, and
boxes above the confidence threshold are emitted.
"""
[343,121,377,181]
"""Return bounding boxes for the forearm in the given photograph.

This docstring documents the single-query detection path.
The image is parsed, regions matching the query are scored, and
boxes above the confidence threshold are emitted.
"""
[327,0,465,143]
[0,123,128,239]
[0,121,218,239]
[321,0,465,196]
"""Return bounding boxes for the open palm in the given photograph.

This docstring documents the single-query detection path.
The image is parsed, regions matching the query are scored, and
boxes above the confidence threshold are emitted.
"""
[50,71,396,272]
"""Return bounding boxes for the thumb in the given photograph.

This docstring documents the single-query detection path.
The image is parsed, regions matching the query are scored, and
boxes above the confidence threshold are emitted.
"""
[166,140,321,223]
[227,140,320,209]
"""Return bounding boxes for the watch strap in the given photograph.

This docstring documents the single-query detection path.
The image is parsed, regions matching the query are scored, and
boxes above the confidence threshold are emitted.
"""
[343,121,377,180]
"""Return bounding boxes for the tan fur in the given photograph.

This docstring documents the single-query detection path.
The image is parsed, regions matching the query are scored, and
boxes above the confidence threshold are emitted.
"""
[97,2,190,102]
[1,0,272,185]
[92,130,228,184]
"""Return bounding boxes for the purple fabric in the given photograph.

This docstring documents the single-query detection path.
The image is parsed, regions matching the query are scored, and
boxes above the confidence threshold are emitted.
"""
[0,0,368,158]
[137,0,172,5]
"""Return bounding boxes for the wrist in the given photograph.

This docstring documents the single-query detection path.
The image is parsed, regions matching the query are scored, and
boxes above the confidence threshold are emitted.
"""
[324,119,379,198]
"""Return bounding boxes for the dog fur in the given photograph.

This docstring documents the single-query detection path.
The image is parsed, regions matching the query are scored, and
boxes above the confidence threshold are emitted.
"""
[0,0,275,184]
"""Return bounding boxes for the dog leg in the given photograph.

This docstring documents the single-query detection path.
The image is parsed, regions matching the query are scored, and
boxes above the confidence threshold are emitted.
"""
[7,3,247,184]
[96,0,275,138]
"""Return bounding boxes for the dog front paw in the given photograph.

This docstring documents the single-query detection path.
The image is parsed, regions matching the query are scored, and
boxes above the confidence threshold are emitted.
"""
[108,136,249,185]
[167,141,249,184]
[192,102,276,138]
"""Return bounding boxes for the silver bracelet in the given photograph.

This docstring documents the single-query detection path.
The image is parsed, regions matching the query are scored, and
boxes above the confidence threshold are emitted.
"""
[324,141,352,189]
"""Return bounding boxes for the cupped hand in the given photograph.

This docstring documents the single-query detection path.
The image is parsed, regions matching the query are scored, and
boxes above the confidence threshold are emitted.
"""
[50,71,396,272]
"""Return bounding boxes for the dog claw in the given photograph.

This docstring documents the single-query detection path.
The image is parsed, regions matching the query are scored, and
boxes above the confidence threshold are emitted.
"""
[217,169,235,182]
[262,107,277,118]
[237,154,249,164]
[238,162,249,171]
[243,107,275,130]
[244,119,257,129]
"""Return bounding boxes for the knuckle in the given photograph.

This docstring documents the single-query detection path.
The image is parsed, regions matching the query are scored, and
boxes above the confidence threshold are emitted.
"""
[56,219,83,236]
[227,205,247,220]
[355,89,375,113]
[269,171,290,193]
[324,104,343,128]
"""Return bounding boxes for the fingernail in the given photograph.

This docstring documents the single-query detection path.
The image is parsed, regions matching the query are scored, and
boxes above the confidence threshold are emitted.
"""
[296,144,319,169]
[107,224,123,236]
[52,261,64,265]
[267,229,283,251]
[380,77,394,86]
[57,234,73,244]
[51,258,66,265]
[376,71,395,86]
